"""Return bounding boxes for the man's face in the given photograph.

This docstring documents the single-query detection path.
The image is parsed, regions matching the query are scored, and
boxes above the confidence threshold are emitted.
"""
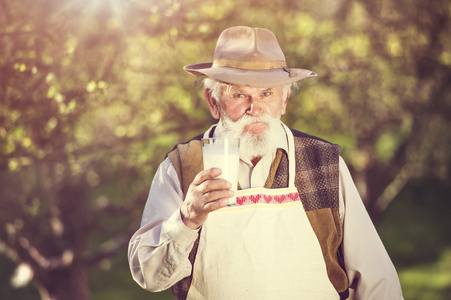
[208,84,289,136]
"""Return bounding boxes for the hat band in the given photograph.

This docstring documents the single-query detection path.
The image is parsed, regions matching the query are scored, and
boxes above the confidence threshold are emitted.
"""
[212,59,287,70]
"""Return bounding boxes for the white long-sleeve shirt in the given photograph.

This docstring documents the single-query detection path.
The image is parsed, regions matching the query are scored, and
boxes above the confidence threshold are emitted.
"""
[128,130,404,299]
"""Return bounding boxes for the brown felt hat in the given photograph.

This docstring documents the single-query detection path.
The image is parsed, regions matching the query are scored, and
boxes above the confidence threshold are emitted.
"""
[184,26,317,87]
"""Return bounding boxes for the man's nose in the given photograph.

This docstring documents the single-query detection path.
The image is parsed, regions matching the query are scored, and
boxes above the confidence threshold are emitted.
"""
[246,97,262,117]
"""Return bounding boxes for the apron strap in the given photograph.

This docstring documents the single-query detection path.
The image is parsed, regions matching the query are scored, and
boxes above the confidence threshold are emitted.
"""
[282,123,296,188]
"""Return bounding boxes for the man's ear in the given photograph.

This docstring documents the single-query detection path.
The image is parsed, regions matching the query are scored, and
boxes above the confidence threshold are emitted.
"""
[281,88,291,115]
[205,89,220,119]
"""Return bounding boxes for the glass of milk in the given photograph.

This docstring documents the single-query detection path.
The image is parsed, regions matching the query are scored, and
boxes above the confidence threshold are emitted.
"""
[201,138,240,206]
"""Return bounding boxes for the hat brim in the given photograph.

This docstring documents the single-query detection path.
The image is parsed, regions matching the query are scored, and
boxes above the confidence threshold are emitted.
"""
[184,63,317,88]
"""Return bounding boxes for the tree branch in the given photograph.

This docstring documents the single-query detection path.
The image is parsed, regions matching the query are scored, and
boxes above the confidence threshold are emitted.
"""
[17,236,74,270]
[375,163,416,213]
[85,234,130,267]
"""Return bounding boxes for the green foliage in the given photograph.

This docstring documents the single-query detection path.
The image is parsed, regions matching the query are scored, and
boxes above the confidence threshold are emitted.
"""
[399,250,451,300]
[89,249,174,300]
[380,179,451,299]
[0,0,450,298]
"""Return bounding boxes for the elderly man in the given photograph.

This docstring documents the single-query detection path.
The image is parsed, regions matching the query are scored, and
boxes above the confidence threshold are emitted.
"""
[128,26,403,299]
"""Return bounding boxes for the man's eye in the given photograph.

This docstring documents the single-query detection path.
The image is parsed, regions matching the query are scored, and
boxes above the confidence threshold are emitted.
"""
[233,94,246,99]
[262,91,272,97]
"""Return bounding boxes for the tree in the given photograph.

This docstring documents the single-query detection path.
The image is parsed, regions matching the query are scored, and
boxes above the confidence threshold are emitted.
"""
[280,0,451,222]
[0,0,150,298]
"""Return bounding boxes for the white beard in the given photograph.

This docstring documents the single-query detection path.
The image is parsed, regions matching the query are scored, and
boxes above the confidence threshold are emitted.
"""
[216,113,284,162]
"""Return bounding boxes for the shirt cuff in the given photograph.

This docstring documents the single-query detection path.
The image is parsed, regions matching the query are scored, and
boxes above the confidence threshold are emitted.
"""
[161,208,199,245]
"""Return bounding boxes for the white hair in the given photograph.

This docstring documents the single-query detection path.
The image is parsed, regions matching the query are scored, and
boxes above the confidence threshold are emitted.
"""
[203,78,293,102]
[203,78,224,101]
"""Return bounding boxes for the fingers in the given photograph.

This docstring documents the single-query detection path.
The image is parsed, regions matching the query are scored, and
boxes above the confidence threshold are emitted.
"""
[203,196,230,212]
[196,169,233,206]
[181,168,235,229]
[192,168,233,205]
[201,189,234,207]
[192,167,222,185]
[200,177,232,196]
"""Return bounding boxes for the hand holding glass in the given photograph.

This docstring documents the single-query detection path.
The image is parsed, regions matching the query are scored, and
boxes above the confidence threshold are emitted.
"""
[201,138,240,206]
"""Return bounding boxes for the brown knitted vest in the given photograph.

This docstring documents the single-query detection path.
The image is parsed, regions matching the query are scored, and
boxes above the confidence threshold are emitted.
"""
[167,129,349,299]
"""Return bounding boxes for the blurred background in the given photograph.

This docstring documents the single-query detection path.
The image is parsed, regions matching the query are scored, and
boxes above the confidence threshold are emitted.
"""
[1,0,450,299]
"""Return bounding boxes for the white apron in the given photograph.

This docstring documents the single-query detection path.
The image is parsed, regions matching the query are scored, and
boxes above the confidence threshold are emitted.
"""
[187,126,339,300]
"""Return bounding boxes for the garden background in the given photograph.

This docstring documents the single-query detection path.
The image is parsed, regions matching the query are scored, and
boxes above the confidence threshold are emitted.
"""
[1,0,450,299]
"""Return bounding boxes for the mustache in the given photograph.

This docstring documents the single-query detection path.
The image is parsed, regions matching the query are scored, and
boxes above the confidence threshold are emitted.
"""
[220,113,280,135]
[235,113,275,126]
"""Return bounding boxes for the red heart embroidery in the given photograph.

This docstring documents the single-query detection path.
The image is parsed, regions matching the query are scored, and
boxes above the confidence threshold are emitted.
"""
[275,195,284,203]
[263,195,273,203]
[236,196,246,205]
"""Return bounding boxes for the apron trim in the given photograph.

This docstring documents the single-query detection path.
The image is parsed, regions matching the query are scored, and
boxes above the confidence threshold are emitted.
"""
[213,197,303,213]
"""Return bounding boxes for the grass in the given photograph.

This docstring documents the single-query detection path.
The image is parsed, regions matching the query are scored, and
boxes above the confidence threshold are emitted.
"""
[399,249,451,300]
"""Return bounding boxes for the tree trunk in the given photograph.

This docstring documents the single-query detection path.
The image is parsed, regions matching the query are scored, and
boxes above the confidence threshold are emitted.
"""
[37,263,89,300]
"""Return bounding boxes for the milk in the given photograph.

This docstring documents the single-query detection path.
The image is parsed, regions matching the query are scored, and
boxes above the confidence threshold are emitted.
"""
[202,139,240,206]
